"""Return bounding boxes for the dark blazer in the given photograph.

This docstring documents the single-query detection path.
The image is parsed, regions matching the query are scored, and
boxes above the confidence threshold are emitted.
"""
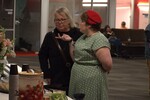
[39,27,82,87]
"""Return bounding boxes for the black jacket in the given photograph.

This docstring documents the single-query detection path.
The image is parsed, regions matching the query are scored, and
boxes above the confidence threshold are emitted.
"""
[39,27,82,86]
[145,24,150,42]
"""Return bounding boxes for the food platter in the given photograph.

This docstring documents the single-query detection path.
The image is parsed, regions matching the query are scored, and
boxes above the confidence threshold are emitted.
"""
[0,77,9,94]
[0,82,9,93]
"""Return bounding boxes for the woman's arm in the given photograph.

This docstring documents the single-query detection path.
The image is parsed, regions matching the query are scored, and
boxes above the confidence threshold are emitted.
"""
[69,40,75,61]
[38,33,51,78]
[95,47,112,72]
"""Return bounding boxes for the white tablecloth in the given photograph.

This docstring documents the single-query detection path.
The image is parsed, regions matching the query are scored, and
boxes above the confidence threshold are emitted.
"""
[0,92,8,100]
[0,92,73,100]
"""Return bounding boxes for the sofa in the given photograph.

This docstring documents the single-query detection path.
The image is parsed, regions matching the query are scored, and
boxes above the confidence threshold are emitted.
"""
[111,29,145,57]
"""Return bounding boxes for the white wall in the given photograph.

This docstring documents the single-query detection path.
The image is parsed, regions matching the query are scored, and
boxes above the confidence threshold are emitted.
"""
[139,10,149,29]
[138,5,149,29]
[116,7,130,28]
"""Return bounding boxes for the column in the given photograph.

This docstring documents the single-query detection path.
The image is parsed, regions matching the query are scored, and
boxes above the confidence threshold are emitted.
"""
[40,0,49,45]
[109,0,116,28]
[149,0,150,23]
[130,0,135,28]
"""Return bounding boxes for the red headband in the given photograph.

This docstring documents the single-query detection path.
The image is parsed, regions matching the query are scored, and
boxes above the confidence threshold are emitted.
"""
[86,10,102,24]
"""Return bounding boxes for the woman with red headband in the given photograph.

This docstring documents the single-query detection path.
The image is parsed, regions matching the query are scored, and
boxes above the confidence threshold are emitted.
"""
[65,10,112,99]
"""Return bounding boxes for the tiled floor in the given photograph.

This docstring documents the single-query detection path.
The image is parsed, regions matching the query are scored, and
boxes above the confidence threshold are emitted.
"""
[7,56,150,100]
[108,58,150,100]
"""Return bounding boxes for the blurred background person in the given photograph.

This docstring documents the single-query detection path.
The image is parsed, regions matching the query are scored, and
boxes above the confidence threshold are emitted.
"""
[121,21,128,29]
[103,25,114,38]
[145,23,150,95]
[103,25,122,57]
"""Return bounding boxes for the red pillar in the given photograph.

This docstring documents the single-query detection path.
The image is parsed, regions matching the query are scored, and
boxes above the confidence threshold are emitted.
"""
[133,0,148,29]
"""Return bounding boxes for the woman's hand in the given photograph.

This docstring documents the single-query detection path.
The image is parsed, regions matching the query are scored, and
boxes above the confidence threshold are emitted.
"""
[56,33,74,60]
[55,33,72,42]
[44,79,51,85]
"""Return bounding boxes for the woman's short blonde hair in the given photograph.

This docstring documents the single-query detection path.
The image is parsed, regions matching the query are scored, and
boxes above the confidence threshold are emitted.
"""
[54,7,76,28]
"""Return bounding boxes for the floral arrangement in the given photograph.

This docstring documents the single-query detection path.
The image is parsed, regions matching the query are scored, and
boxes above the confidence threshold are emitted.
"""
[0,26,16,59]
[0,25,16,75]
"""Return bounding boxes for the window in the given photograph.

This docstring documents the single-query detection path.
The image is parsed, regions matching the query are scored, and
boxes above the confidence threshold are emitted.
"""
[82,0,108,7]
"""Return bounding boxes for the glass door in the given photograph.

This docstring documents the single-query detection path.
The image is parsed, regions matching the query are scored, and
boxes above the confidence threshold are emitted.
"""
[0,0,41,53]
[15,0,41,52]
[0,0,15,40]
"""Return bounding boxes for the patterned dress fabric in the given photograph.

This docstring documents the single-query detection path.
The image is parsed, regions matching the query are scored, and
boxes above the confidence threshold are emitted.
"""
[69,31,110,100]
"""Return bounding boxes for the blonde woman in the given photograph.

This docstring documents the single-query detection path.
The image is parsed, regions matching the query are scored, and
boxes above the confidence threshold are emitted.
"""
[38,7,82,94]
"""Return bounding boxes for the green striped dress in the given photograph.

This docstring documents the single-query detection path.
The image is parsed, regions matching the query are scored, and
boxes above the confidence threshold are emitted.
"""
[69,31,110,100]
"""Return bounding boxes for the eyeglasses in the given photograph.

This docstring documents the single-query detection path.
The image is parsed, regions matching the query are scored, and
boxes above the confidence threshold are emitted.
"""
[54,18,68,23]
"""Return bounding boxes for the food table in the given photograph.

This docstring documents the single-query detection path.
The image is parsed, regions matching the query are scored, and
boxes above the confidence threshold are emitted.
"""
[0,65,73,100]
[0,92,73,100]
[0,92,8,100]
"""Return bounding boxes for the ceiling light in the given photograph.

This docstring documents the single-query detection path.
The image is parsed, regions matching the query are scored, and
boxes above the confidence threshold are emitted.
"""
[137,2,149,12]
[137,2,149,6]
[83,0,108,3]
[82,4,107,7]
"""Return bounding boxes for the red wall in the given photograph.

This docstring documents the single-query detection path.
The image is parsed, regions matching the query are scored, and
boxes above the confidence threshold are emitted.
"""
[133,0,148,29]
